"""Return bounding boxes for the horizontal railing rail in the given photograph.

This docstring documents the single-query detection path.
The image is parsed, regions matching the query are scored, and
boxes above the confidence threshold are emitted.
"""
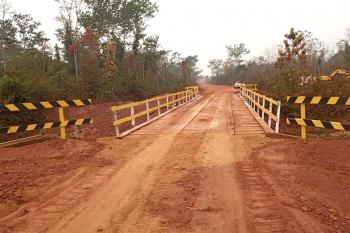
[111,87,199,138]
[287,96,350,139]
[240,87,281,133]
[0,99,93,139]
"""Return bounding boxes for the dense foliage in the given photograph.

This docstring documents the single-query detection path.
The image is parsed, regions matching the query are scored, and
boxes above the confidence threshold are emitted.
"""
[208,28,350,98]
[0,0,200,104]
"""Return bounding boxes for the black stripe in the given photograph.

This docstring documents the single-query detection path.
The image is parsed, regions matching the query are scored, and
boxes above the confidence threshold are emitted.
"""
[304,97,314,104]
[81,99,92,105]
[319,97,330,105]
[17,125,28,133]
[66,120,76,126]
[52,122,61,128]
[66,100,76,106]
[337,97,348,105]
[287,118,298,125]
[36,123,46,129]
[343,124,350,131]
[17,104,30,111]
[84,118,93,124]
[50,102,61,108]
[0,105,8,112]
[287,96,297,103]
[304,119,314,126]
[322,121,333,129]
[0,127,9,134]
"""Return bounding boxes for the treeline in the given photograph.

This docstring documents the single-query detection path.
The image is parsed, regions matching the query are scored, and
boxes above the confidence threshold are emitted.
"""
[0,0,200,104]
[208,28,350,99]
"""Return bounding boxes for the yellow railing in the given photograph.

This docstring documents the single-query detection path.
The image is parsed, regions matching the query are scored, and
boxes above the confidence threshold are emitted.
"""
[240,87,281,133]
[244,84,258,91]
[111,87,199,138]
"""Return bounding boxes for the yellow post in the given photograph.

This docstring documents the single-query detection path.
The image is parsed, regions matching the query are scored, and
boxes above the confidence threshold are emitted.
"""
[300,103,307,139]
[58,107,66,140]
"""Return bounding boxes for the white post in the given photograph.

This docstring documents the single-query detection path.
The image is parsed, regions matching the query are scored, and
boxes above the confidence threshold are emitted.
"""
[275,101,282,133]
[172,95,175,108]
[113,112,120,137]
[268,101,272,128]
[262,97,266,120]
[257,96,260,115]
[166,95,169,111]
[157,98,161,115]
[131,106,136,126]
[146,100,150,121]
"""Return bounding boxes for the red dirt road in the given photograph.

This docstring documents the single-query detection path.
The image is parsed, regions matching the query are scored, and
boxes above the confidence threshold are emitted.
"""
[0,84,350,233]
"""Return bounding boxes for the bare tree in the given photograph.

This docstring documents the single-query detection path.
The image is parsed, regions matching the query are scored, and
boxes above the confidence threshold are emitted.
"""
[55,0,84,79]
[0,0,11,73]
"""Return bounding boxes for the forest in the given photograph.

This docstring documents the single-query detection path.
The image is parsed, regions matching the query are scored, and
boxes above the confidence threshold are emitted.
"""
[208,28,350,99]
[0,0,200,104]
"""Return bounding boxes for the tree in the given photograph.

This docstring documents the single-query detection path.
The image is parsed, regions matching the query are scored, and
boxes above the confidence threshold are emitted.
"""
[80,0,158,50]
[276,28,308,94]
[12,13,49,50]
[226,43,250,65]
[55,0,84,79]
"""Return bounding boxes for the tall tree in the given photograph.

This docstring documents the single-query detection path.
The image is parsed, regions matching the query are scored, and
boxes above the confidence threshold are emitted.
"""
[226,43,250,65]
[55,0,84,79]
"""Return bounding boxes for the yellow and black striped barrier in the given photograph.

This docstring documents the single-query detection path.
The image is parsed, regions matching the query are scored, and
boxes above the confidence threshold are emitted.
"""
[0,99,92,112]
[287,96,350,105]
[0,99,93,139]
[0,119,93,134]
[287,118,350,131]
[287,96,350,139]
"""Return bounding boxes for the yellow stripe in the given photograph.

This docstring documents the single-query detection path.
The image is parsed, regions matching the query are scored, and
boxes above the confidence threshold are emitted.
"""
[57,101,69,107]
[295,118,306,126]
[26,124,37,131]
[5,104,20,111]
[346,98,350,105]
[286,118,290,124]
[22,103,38,110]
[43,122,54,129]
[88,99,93,104]
[8,126,20,133]
[72,100,84,106]
[327,97,339,105]
[310,96,322,104]
[312,120,324,128]
[330,122,345,130]
[40,101,53,108]
[75,119,84,125]
[295,96,306,104]
[60,121,69,127]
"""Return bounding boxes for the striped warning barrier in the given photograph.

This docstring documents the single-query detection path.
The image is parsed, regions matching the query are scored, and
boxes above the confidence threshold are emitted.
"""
[0,119,93,134]
[287,96,350,105]
[287,118,350,131]
[286,95,350,139]
[0,99,93,139]
[0,99,92,112]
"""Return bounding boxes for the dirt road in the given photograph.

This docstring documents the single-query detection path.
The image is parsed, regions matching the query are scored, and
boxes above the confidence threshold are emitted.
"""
[1,84,349,233]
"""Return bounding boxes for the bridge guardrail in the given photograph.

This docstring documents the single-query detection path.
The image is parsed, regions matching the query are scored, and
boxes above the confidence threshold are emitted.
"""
[286,96,350,139]
[240,87,281,133]
[111,87,199,138]
[244,84,258,91]
[0,99,93,139]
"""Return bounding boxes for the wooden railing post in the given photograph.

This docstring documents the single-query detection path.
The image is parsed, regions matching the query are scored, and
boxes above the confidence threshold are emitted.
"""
[268,101,272,128]
[58,107,66,140]
[157,97,161,115]
[131,106,136,126]
[166,95,169,110]
[146,100,150,121]
[262,97,266,120]
[113,112,120,137]
[300,103,306,139]
[275,101,281,133]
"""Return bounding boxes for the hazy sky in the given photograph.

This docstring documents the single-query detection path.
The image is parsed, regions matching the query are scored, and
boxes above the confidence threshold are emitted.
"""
[9,0,350,75]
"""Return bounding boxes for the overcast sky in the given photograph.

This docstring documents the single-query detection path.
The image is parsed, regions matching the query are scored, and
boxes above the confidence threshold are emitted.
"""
[9,0,350,75]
